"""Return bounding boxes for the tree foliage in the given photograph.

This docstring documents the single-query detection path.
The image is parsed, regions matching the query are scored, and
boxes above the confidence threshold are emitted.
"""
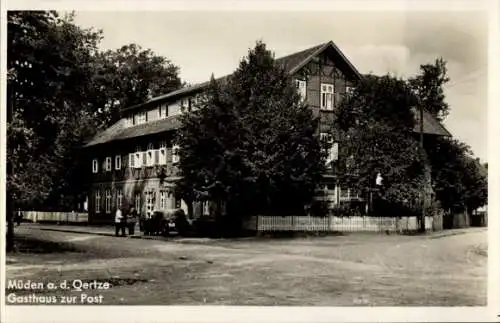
[409,58,488,213]
[408,58,450,121]
[177,41,324,220]
[7,11,182,210]
[336,74,426,208]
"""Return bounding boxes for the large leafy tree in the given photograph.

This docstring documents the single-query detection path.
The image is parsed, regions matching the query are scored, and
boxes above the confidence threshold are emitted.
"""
[7,11,103,210]
[408,58,450,121]
[91,44,182,126]
[177,41,324,227]
[6,11,183,249]
[409,58,488,214]
[335,74,426,212]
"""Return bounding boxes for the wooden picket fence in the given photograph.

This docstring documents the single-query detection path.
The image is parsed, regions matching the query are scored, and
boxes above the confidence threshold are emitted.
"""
[22,211,88,223]
[244,215,439,233]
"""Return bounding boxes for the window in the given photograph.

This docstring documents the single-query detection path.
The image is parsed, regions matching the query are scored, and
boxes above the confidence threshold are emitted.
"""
[146,143,154,167]
[158,104,168,119]
[346,86,355,97]
[92,159,98,173]
[128,153,135,168]
[146,191,155,215]
[115,155,121,170]
[134,146,142,168]
[203,201,210,216]
[159,141,167,165]
[116,188,123,209]
[340,187,350,200]
[159,191,167,210]
[136,111,147,125]
[126,116,134,127]
[105,189,111,213]
[295,79,307,100]
[174,195,181,209]
[104,157,111,171]
[330,143,339,162]
[170,103,182,116]
[321,83,334,110]
[135,193,141,212]
[172,144,180,164]
[320,133,338,166]
[95,190,101,213]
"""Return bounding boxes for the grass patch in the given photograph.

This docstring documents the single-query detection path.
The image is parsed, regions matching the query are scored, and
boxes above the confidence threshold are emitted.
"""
[9,236,83,254]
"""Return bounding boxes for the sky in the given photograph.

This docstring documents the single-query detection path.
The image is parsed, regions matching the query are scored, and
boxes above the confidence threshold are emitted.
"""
[71,8,489,162]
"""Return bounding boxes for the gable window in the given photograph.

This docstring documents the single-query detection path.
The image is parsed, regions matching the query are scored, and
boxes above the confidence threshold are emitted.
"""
[105,189,112,214]
[159,141,167,165]
[134,146,143,168]
[172,144,180,164]
[146,143,154,167]
[105,157,112,171]
[95,190,101,213]
[295,79,307,101]
[92,159,98,173]
[116,188,123,209]
[115,155,121,170]
[321,83,334,110]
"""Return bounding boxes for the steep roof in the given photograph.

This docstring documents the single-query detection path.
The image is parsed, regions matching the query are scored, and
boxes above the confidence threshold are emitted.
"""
[84,41,450,148]
[411,107,452,137]
[123,41,360,112]
[84,115,182,147]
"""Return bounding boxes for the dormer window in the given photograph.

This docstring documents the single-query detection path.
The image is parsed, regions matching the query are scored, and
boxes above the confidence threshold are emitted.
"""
[126,115,134,127]
[159,104,168,119]
[136,111,147,125]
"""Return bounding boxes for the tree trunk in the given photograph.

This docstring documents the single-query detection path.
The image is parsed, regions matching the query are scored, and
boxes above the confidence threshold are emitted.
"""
[6,84,15,252]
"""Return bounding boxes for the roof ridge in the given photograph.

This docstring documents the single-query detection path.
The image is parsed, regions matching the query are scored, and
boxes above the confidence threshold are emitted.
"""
[124,41,334,112]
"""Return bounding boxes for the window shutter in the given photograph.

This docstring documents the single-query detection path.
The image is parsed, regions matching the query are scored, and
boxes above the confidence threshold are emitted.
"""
[129,153,134,168]
[142,151,147,166]
[155,149,159,165]
[159,148,166,165]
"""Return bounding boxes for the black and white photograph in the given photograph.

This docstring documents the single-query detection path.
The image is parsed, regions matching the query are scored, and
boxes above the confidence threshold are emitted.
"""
[1,0,497,322]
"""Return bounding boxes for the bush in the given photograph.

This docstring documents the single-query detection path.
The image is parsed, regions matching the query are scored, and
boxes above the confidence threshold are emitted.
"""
[331,201,364,217]
[192,216,218,237]
[173,209,191,236]
[309,200,329,217]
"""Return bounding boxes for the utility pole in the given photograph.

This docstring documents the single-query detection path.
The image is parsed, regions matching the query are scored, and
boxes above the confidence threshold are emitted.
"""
[419,101,426,233]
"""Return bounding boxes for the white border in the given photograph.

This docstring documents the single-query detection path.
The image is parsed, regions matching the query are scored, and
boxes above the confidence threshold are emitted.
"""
[1,0,498,322]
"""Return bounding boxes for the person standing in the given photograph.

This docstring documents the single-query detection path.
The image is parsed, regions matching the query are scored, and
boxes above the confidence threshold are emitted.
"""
[115,207,125,237]
[128,207,138,235]
[16,209,23,226]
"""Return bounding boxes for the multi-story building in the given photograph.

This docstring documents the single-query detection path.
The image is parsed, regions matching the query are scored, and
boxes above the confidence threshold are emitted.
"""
[83,41,450,223]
